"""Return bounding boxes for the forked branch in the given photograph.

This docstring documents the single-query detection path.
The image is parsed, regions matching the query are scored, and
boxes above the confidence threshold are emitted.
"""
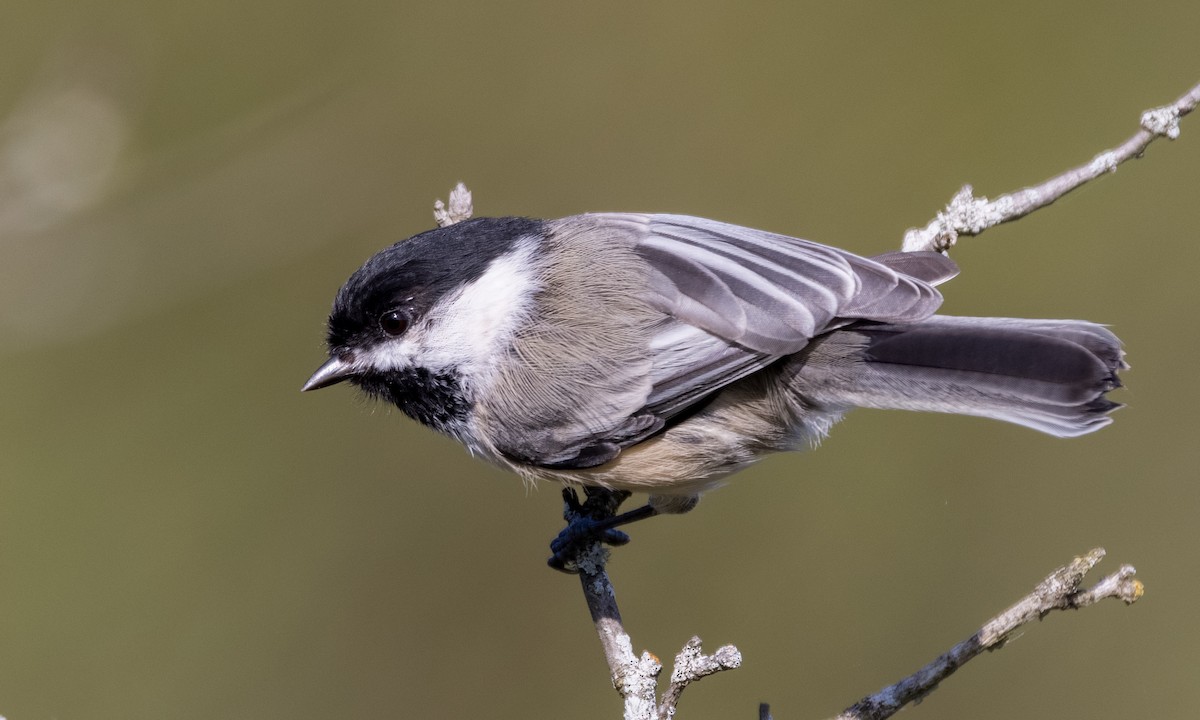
[565,488,741,720]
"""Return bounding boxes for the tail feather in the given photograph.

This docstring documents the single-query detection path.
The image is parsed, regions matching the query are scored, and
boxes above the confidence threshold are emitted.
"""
[789,315,1125,437]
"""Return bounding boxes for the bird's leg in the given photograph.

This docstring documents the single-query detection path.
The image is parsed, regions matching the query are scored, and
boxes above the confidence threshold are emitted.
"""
[547,486,659,573]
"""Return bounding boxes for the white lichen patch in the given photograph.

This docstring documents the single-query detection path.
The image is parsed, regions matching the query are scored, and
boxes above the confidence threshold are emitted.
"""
[434,182,474,226]
[1141,106,1181,139]
[1089,151,1119,175]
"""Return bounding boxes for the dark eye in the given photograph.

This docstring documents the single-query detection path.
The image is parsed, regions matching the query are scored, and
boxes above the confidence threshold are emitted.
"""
[379,310,410,336]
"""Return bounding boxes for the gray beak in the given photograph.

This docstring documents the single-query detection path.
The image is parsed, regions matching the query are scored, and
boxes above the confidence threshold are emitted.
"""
[302,356,357,392]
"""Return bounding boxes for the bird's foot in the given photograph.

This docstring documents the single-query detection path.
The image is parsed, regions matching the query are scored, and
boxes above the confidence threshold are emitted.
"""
[547,487,656,573]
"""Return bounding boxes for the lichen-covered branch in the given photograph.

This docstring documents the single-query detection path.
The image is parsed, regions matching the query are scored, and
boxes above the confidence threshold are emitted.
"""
[563,488,741,720]
[903,80,1200,252]
[832,549,1142,720]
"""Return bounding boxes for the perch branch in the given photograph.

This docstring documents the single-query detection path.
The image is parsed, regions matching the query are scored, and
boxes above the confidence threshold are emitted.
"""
[563,488,741,720]
[904,80,1200,252]
[832,548,1143,720]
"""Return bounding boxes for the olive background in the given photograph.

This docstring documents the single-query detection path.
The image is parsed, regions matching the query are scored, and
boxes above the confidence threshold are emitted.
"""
[2,3,1197,719]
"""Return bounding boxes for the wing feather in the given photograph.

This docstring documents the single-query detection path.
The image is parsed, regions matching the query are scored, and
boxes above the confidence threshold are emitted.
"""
[607,213,955,354]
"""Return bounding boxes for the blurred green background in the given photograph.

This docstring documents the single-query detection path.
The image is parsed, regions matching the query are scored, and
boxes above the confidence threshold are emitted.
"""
[1,2,1196,718]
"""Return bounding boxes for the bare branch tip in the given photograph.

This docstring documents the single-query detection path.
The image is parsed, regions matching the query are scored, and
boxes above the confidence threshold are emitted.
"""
[1109,564,1145,604]
[1125,577,1146,604]
[1035,548,1104,600]
[1070,562,1144,608]
[641,650,664,674]
[433,182,474,227]
[1078,547,1107,569]
[714,644,743,670]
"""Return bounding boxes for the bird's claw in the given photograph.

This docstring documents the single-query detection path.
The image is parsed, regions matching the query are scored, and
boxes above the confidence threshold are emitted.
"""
[547,487,632,573]
[547,516,633,573]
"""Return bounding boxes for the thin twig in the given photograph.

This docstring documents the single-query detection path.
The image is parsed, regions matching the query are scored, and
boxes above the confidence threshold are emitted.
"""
[564,488,742,720]
[903,80,1200,252]
[832,549,1143,720]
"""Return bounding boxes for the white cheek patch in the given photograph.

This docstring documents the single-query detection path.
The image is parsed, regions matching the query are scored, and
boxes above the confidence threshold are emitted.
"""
[423,240,538,374]
[353,239,539,383]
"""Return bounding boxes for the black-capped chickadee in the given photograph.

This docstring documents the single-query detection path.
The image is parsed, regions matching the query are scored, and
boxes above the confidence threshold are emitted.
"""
[304,210,1124,567]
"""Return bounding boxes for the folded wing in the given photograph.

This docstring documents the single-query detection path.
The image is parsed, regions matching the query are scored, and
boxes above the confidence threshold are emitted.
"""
[517,213,957,468]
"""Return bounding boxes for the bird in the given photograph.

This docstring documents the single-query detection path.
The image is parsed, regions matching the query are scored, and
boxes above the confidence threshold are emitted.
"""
[303,207,1125,570]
